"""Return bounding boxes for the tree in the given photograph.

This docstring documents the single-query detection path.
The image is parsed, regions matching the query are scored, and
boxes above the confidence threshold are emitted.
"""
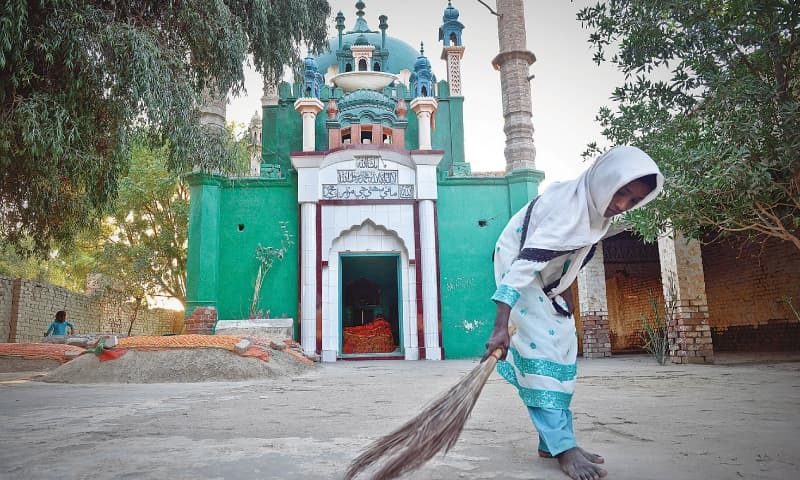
[95,130,248,308]
[0,0,330,256]
[578,0,800,249]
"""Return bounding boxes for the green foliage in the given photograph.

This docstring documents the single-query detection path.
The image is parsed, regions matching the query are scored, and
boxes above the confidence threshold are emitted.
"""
[0,0,330,255]
[578,0,800,249]
[0,233,95,292]
[95,127,252,307]
[250,223,294,318]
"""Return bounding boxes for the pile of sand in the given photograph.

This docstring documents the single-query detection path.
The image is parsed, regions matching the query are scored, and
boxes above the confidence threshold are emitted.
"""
[38,347,316,384]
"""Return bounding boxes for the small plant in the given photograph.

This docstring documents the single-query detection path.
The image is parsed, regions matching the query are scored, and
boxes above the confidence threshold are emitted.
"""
[783,296,800,322]
[249,223,294,318]
[639,278,677,365]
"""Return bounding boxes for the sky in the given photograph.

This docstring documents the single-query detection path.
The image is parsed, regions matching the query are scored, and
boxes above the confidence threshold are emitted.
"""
[227,0,624,189]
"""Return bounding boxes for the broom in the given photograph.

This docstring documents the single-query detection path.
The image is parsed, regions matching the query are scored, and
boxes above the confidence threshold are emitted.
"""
[343,347,504,480]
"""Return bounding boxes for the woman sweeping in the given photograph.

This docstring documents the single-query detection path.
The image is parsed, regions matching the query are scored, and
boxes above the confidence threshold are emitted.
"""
[484,146,664,480]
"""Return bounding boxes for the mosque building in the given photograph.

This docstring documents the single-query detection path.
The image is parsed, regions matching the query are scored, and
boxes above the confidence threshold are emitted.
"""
[184,1,800,362]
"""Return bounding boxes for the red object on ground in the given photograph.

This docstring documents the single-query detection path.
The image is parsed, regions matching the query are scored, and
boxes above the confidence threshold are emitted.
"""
[97,348,128,362]
[342,319,395,354]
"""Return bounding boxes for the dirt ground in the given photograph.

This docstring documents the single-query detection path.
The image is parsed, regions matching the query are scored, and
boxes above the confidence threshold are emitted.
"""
[0,351,798,480]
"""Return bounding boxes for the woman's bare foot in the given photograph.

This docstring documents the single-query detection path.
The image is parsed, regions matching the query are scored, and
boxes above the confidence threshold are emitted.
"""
[557,447,607,480]
[539,447,604,464]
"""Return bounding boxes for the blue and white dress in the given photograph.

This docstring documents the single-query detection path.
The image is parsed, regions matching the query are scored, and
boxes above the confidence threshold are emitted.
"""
[491,201,596,410]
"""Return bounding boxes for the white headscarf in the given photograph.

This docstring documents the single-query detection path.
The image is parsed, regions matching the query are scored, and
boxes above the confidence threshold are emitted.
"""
[527,145,664,252]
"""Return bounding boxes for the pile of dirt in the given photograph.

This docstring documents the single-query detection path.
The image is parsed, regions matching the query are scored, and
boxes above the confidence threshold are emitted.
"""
[39,347,316,384]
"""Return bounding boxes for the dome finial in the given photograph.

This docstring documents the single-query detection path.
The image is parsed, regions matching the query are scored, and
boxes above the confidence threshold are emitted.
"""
[419,41,424,55]
[352,1,370,32]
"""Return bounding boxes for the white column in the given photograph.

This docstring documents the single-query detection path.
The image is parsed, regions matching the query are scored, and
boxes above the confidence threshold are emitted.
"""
[418,111,432,149]
[410,97,439,151]
[300,202,317,356]
[302,112,316,151]
[293,98,324,153]
[419,199,441,360]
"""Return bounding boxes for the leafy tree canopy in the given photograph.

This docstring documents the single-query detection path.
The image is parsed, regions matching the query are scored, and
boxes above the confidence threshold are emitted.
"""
[0,0,330,255]
[579,0,800,249]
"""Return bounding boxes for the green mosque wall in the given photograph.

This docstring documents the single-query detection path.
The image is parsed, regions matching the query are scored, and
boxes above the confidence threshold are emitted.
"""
[215,180,299,323]
[185,174,300,331]
[437,171,543,359]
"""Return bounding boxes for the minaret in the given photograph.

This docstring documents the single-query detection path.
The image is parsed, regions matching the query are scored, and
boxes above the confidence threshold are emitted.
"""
[198,86,226,134]
[247,111,262,176]
[294,53,324,152]
[410,43,438,150]
[492,0,537,172]
[439,1,466,96]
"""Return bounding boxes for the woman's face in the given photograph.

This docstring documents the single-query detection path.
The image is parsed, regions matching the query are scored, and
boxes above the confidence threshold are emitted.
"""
[604,180,653,217]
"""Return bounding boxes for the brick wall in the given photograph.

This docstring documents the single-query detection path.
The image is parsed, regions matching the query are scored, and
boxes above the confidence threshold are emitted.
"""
[702,238,800,351]
[605,262,663,352]
[602,237,800,354]
[184,307,218,334]
[0,275,180,342]
[0,277,14,341]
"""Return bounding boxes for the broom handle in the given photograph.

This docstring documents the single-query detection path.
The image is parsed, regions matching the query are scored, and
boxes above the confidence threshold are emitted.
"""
[486,347,505,365]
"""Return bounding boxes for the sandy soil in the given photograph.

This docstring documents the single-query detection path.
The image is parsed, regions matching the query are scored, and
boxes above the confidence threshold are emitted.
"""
[0,352,797,480]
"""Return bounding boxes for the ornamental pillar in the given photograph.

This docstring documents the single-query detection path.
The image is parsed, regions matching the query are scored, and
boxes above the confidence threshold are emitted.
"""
[410,97,438,150]
[413,151,444,359]
[300,202,317,356]
[294,98,324,152]
[441,45,466,95]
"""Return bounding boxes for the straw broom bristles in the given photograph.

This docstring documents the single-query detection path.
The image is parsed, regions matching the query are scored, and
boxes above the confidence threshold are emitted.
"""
[343,348,503,480]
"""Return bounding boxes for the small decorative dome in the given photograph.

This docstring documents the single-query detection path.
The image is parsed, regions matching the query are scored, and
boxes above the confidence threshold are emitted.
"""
[303,53,318,70]
[413,43,431,70]
[443,1,460,21]
[354,34,370,46]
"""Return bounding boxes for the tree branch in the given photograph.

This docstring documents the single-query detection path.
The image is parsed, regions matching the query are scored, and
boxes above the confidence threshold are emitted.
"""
[476,0,499,16]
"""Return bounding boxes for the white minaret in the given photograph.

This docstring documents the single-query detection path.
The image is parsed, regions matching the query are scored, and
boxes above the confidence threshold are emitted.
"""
[247,111,262,176]
[439,1,466,96]
[492,0,537,172]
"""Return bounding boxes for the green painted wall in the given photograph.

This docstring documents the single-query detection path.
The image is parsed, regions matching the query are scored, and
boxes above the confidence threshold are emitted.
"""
[185,174,223,315]
[214,179,299,324]
[436,171,543,358]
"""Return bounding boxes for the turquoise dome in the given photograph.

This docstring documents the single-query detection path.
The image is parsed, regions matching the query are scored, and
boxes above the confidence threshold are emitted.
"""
[315,32,420,76]
[444,2,460,21]
[414,51,431,71]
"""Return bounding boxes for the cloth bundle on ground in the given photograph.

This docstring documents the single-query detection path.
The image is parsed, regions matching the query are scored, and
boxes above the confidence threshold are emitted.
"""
[89,334,271,363]
[342,318,395,354]
[0,343,86,363]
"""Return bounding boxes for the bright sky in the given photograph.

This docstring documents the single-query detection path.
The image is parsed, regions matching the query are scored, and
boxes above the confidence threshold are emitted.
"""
[227,0,623,189]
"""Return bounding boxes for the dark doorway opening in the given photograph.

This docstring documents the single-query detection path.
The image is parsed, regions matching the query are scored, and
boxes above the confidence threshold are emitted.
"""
[340,254,401,356]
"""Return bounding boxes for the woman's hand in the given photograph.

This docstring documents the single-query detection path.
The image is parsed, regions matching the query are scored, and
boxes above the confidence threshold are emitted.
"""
[482,328,510,362]
[482,302,512,362]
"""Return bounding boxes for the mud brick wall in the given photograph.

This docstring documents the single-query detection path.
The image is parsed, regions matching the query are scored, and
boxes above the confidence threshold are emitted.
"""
[605,262,663,352]
[0,275,180,342]
[702,239,800,351]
